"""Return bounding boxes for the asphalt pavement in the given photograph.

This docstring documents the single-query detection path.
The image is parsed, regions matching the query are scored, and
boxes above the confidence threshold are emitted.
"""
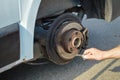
[0,17,120,80]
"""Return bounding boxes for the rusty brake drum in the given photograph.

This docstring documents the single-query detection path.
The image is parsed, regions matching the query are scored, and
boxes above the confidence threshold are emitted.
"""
[46,13,88,64]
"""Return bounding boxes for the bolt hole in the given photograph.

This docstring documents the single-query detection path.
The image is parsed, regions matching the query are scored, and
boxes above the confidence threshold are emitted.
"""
[69,38,71,41]
[75,32,78,35]
[70,48,73,51]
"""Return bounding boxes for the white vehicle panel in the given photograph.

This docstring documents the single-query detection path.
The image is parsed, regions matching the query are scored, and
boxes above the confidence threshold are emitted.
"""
[0,0,20,28]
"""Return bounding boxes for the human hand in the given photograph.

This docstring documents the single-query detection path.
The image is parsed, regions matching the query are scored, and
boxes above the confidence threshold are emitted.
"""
[83,48,106,60]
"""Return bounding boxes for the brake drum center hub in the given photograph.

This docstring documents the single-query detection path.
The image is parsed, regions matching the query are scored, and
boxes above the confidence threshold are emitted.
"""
[62,29,82,53]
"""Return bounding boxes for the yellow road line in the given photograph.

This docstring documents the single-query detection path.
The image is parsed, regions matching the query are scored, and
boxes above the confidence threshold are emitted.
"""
[74,59,117,80]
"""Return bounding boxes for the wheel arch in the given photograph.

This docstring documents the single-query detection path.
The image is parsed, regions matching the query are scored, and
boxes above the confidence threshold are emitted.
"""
[19,0,42,61]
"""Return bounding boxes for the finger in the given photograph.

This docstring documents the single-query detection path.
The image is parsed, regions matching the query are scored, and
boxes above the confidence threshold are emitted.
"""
[83,48,94,55]
[83,50,91,55]
[82,54,95,60]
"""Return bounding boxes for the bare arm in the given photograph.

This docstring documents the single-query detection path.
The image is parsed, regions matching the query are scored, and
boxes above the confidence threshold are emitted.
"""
[83,45,120,60]
[105,45,120,59]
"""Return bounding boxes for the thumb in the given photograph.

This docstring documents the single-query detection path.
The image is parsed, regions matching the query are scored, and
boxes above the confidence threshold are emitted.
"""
[82,55,89,59]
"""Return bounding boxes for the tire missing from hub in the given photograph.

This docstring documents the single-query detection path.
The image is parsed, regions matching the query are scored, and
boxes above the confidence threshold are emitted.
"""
[35,13,88,64]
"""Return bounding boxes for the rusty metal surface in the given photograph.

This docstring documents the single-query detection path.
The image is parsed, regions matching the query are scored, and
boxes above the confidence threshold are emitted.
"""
[55,22,83,60]
[61,29,82,52]
[35,13,88,64]
[46,13,87,64]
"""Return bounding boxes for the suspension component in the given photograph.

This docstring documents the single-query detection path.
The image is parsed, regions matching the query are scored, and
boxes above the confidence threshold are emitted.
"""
[35,13,88,64]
